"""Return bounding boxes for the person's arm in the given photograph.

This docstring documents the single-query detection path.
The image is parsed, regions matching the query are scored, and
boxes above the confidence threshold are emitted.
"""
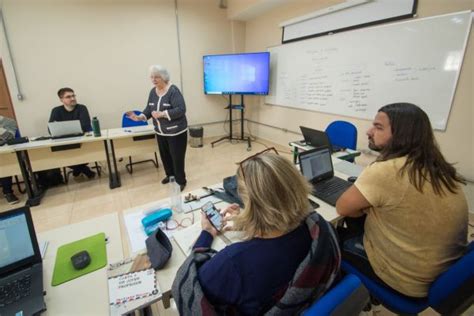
[193,211,218,249]
[337,162,391,217]
[336,185,371,217]
[193,230,214,248]
[140,90,155,120]
[49,108,58,123]
[163,88,186,121]
[79,105,92,132]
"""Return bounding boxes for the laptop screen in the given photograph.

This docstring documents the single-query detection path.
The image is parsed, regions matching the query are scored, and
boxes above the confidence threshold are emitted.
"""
[299,147,333,182]
[0,207,41,276]
[0,213,35,269]
[299,126,332,150]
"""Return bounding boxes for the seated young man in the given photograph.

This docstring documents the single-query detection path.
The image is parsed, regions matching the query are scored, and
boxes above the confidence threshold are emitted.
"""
[336,103,468,298]
[49,87,95,179]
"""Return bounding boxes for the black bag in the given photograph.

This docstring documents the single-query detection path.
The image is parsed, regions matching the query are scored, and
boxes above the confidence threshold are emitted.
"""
[222,175,244,207]
[146,228,173,270]
[36,168,64,188]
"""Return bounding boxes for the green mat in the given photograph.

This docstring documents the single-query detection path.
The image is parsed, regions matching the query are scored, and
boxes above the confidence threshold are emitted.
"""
[51,232,107,286]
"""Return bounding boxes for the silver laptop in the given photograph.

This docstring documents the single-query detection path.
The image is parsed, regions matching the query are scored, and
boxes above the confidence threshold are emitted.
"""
[48,120,84,139]
[0,206,46,315]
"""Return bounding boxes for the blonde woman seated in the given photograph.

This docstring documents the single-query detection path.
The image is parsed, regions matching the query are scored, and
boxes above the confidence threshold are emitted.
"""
[172,149,340,315]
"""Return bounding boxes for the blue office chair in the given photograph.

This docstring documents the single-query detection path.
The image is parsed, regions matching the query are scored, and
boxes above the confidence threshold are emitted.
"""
[341,242,474,315]
[304,274,369,316]
[325,120,357,150]
[122,110,159,174]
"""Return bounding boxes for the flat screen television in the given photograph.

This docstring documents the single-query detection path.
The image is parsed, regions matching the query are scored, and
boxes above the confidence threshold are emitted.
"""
[203,52,270,95]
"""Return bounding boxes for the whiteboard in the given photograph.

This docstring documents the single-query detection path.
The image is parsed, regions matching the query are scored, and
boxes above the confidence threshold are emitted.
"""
[266,11,472,130]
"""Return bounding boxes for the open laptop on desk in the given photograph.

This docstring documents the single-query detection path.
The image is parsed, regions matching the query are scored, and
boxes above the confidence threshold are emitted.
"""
[48,120,84,139]
[0,206,46,315]
[299,126,343,152]
[299,147,352,206]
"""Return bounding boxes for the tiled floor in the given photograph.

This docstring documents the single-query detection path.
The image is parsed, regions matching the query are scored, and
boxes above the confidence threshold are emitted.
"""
[0,137,292,232]
[1,137,472,315]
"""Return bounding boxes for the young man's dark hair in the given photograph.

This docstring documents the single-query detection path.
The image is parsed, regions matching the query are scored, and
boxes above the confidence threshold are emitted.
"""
[377,103,465,195]
[57,87,74,98]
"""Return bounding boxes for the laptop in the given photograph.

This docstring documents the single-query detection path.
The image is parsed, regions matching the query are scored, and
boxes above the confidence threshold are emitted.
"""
[48,120,84,139]
[299,146,352,206]
[0,206,46,315]
[299,126,343,152]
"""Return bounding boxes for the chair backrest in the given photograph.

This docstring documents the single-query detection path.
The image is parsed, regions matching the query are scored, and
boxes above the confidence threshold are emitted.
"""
[428,242,474,315]
[304,274,369,316]
[325,120,357,150]
[122,110,147,128]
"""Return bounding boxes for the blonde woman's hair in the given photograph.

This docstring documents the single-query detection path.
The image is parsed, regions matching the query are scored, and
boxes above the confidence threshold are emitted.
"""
[234,153,312,239]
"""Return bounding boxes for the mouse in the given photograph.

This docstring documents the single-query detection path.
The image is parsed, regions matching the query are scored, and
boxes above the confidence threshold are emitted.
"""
[71,250,91,270]
[347,176,358,183]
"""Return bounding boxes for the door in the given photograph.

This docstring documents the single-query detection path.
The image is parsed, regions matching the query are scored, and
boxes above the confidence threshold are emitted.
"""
[0,59,16,120]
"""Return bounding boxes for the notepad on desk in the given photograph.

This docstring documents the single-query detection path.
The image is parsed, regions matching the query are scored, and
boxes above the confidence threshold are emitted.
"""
[107,253,161,315]
[173,222,243,256]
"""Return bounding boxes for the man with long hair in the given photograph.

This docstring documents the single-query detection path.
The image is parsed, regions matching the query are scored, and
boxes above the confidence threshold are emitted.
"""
[337,103,468,298]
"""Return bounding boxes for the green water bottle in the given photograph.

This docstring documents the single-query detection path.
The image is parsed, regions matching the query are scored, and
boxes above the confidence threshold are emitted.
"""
[92,117,101,137]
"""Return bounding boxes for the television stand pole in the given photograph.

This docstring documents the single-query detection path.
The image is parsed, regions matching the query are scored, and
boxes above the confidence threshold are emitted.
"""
[211,94,252,151]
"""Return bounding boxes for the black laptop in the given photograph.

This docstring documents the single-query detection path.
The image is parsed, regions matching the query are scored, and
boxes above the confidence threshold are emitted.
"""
[299,126,343,152]
[299,147,352,206]
[0,207,46,315]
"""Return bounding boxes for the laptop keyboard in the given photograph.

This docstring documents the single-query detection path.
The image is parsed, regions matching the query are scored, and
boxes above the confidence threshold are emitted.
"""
[314,177,352,197]
[0,274,32,307]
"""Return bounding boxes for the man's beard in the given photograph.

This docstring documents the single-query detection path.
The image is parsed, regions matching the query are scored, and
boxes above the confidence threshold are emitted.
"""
[64,103,76,111]
[368,138,383,152]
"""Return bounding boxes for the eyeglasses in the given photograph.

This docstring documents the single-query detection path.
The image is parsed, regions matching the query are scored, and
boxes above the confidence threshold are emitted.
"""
[62,94,76,99]
[237,147,279,180]
[163,211,195,230]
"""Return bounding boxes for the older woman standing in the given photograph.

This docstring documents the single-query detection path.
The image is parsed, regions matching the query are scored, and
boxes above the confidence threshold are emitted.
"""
[172,150,341,315]
[127,65,188,190]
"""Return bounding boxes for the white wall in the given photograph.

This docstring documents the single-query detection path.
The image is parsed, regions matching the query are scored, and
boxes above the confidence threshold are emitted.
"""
[0,0,244,138]
[243,0,474,181]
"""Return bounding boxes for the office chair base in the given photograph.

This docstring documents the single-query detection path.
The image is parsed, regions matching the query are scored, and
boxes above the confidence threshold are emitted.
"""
[126,153,159,174]
[211,135,252,151]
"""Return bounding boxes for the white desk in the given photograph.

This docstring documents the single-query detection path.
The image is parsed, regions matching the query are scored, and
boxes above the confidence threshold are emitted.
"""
[0,145,21,178]
[8,131,113,205]
[39,213,123,315]
[15,132,108,172]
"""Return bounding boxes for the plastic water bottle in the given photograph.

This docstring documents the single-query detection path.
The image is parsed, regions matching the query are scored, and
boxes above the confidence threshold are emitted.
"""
[169,176,182,213]
[91,117,101,137]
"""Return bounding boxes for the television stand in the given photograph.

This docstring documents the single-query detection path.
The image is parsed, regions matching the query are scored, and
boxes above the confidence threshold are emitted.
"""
[211,94,251,151]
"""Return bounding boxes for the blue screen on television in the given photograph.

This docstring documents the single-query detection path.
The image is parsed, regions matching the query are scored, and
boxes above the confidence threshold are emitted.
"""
[203,52,270,95]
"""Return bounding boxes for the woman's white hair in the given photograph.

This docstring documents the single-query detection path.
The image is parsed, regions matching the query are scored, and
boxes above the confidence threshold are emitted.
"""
[149,65,170,82]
